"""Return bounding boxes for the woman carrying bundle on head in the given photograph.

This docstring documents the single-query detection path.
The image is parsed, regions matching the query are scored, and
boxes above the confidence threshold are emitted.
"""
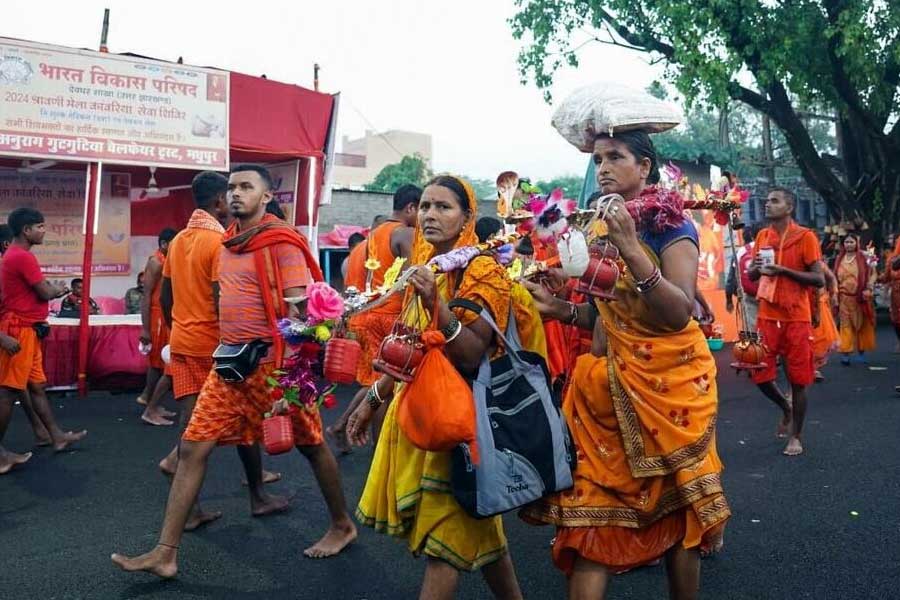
[346,175,546,600]
[522,127,729,599]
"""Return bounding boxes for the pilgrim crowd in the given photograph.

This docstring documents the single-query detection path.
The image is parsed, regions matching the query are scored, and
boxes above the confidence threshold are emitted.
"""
[1,88,899,600]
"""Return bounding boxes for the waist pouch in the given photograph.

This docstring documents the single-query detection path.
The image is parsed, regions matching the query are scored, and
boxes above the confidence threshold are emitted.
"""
[212,340,271,382]
[32,322,51,340]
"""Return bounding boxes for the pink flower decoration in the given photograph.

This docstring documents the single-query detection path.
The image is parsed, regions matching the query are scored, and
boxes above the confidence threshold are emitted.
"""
[306,282,344,321]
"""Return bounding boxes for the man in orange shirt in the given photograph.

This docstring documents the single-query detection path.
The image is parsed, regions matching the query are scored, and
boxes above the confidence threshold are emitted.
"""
[138,228,178,426]
[155,171,284,530]
[748,187,825,456]
[327,185,420,452]
[113,165,355,579]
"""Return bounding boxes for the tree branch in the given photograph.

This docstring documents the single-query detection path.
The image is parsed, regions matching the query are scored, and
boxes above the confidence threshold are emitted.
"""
[592,5,675,59]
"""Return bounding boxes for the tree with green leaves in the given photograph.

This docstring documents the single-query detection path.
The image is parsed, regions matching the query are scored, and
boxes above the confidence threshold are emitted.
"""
[510,1,900,237]
[365,154,430,193]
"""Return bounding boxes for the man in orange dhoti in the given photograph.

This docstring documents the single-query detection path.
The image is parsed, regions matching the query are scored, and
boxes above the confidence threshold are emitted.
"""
[327,184,421,452]
[139,228,178,425]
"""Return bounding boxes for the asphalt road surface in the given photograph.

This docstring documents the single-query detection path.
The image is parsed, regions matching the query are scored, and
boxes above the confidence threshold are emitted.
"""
[3,324,900,599]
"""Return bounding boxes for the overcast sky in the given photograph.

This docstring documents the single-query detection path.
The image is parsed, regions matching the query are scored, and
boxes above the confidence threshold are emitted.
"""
[5,0,663,181]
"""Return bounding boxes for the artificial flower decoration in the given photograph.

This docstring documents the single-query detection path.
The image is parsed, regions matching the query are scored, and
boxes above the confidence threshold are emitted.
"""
[524,188,577,243]
[306,281,345,321]
[364,257,381,271]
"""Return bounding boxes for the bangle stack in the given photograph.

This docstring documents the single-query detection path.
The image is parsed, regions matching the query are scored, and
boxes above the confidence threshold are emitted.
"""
[634,267,663,294]
[366,384,384,410]
[441,314,463,343]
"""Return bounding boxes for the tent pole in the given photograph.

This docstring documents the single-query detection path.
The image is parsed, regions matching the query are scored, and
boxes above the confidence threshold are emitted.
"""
[77,162,102,396]
[78,10,109,396]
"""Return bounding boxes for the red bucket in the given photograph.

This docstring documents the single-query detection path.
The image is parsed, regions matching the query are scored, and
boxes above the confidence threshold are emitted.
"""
[262,414,295,455]
[323,337,361,385]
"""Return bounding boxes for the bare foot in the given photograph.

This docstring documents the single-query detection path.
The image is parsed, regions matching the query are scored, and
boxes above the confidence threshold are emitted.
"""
[326,425,353,455]
[303,522,357,558]
[135,395,148,406]
[111,545,177,579]
[251,493,290,517]
[783,437,803,456]
[141,409,174,427]
[241,470,282,486]
[776,413,791,438]
[184,507,223,531]
[158,455,177,478]
[0,450,32,475]
[35,437,52,447]
[53,430,87,452]
[160,408,177,418]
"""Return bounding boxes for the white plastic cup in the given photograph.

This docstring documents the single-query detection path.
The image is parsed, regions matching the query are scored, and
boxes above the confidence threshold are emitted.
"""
[558,231,590,277]
[758,247,775,267]
[161,345,171,364]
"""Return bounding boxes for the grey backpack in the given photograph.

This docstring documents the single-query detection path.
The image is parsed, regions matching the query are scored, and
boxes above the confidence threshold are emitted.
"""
[448,299,575,518]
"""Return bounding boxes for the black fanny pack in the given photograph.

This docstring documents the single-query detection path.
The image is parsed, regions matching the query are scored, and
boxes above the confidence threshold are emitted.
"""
[212,340,271,382]
[32,322,51,340]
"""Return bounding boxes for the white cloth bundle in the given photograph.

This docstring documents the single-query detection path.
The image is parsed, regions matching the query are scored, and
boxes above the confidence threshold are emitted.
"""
[551,82,683,152]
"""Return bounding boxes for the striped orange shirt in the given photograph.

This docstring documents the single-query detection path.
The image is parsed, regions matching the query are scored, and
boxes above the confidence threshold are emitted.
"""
[217,243,313,345]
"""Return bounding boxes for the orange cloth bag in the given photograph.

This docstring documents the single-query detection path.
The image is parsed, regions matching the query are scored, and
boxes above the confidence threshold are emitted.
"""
[396,299,478,462]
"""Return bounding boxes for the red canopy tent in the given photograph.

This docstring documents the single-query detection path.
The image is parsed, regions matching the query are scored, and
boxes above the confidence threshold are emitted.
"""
[0,38,337,394]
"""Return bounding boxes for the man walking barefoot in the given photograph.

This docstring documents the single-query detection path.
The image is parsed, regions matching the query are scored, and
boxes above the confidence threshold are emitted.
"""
[112,165,355,579]
[0,209,86,473]
[748,188,824,456]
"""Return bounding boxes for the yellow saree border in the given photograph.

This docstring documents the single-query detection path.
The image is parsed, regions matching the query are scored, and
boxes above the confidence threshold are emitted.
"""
[521,472,727,528]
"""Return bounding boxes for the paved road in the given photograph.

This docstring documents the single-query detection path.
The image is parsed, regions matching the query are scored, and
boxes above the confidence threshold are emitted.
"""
[3,324,900,599]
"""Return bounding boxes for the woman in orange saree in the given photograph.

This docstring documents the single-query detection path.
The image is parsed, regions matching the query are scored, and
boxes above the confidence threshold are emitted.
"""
[346,175,545,600]
[522,130,729,599]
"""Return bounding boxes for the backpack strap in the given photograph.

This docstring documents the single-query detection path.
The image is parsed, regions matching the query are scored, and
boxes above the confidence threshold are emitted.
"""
[448,298,525,358]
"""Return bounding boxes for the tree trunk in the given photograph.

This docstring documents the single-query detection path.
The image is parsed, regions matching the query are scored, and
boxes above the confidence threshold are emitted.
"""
[761,115,775,186]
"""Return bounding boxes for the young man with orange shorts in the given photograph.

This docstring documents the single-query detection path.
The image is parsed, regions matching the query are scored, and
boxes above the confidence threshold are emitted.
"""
[0,208,86,474]
[112,165,355,579]
[327,185,420,452]
[748,187,825,456]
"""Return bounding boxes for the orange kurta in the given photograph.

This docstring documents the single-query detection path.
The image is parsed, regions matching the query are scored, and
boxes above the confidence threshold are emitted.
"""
[343,242,367,291]
[521,241,729,574]
[753,222,821,323]
[148,249,170,370]
[811,289,838,368]
[349,221,406,386]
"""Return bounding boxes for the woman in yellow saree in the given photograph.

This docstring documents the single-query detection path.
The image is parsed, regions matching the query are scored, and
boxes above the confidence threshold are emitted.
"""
[522,130,729,599]
[834,234,876,364]
[346,175,545,600]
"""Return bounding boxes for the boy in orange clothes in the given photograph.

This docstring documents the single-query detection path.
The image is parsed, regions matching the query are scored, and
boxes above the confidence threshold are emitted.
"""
[327,185,420,452]
[138,228,178,425]
[0,208,86,474]
[748,187,825,456]
[113,165,355,580]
